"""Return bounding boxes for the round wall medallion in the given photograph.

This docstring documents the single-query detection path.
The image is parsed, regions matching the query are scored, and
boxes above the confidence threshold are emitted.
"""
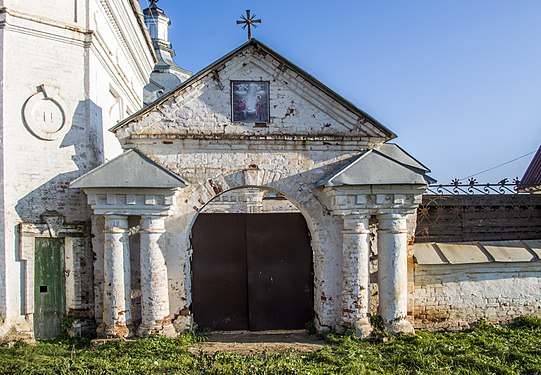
[22,85,66,141]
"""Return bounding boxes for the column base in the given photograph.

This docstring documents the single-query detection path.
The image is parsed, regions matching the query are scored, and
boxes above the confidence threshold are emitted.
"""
[384,318,415,334]
[334,324,346,334]
[96,322,105,337]
[136,323,177,338]
[354,318,374,339]
[102,323,134,339]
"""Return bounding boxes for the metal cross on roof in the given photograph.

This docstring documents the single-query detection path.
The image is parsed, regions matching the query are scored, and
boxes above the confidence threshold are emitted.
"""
[236,10,261,40]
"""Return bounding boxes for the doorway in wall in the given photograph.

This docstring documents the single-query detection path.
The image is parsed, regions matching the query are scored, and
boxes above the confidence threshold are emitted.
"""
[191,189,313,331]
[34,237,65,340]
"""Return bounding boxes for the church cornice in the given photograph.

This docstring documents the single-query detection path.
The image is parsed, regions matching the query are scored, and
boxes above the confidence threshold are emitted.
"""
[0,4,154,90]
[128,133,379,142]
[0,6,91,44]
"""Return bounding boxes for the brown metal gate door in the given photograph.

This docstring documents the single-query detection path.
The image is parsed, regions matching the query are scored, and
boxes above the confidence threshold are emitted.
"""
[191,213,313,331]
[192,214,249,330]
[246,213,313,330]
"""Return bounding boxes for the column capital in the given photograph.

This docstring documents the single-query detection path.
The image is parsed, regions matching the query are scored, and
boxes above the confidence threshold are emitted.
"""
[140,213,168,219]
[342,214,371,234]
[103,215,129,233]
[377,212,409,220]
[377,213,408,233]
[140,215,166,233]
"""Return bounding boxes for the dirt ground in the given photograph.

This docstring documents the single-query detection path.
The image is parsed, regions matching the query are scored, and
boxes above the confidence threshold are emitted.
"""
[190,330,328,355]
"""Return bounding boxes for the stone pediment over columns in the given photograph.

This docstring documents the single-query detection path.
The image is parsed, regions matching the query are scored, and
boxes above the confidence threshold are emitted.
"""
[321,144,432,336]
[320,143,434,189]
[320,142,432,215]
[70,149,185,215]
[71,149,186,190]
[70,149,184,338]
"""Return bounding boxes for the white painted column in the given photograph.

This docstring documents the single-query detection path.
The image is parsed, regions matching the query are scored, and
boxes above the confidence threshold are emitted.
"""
[137,215,176,337]
[341,215,373,338]
[377,213,414,333]
[103,215,133,338]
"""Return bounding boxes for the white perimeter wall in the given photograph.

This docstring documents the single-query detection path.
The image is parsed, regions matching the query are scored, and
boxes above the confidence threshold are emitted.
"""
[414,262,541,330]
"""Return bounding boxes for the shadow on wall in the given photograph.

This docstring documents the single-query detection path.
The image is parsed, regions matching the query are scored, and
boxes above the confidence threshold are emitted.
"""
[416,262,541,284]
[15,100,105,224]
[14,100,104,315]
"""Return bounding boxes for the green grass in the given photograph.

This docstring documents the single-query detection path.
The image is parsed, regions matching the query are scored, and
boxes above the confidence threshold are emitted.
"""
[1,317,540,374]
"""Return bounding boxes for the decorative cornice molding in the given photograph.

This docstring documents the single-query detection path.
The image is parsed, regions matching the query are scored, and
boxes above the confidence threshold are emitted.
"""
[98,0,154,85]
[83,188,177,216]
[324,185,426,216]
[0,6,88,33]
[128,133,381,142]
[0,4,151,108]
[0,7,90,46]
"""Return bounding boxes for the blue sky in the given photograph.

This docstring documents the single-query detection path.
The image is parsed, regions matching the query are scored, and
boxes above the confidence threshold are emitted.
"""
[140,0,541,184]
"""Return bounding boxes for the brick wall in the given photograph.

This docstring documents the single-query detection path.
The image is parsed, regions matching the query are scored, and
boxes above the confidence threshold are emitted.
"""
[414,262,541,330]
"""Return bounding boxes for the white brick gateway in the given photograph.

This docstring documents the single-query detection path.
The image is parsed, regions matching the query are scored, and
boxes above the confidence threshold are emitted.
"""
[72,40,432,338]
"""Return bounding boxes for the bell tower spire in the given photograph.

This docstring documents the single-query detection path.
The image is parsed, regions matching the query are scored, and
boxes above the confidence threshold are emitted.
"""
[144,0,170,43]
[143,1,192,105]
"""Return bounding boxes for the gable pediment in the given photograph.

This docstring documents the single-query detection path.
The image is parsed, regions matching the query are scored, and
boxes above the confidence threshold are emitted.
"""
[70,149,186,189]
[113,40,396,144]
[320,143,435,187]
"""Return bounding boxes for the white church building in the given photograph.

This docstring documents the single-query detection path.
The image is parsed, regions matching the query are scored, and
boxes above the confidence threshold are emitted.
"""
[0,0,156,341]
[0,1,538,342]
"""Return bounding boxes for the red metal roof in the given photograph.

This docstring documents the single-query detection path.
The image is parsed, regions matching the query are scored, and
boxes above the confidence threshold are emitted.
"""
[520,146,541,191]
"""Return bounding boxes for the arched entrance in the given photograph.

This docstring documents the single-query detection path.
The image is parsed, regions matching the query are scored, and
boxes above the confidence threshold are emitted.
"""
[191,188,314,331]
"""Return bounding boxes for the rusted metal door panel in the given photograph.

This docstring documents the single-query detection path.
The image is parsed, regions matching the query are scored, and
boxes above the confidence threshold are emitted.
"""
[191,214,249,330]
[246,213,313,330]
[34,237,65,340]
[191,213,313,331]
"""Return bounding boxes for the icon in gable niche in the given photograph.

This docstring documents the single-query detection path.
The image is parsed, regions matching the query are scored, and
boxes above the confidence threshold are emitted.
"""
[231,81,269,123]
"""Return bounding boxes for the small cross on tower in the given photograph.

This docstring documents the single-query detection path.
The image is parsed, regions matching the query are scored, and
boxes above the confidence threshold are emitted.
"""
[236,10,261,40]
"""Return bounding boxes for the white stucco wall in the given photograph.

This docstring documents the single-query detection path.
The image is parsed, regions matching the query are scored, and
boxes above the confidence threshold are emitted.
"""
[0,25,5,319]
[414,262,541,330]
[0,0,154,341]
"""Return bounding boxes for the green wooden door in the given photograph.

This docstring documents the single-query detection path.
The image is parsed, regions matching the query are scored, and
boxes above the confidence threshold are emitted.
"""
[34,238,65,340]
